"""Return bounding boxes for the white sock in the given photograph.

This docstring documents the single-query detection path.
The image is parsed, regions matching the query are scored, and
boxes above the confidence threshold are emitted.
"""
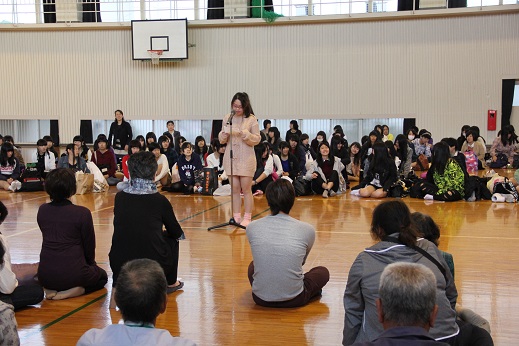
[424,194,434,200]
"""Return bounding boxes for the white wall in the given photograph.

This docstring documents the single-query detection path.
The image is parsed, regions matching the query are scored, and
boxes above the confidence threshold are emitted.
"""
[1,11,518,143]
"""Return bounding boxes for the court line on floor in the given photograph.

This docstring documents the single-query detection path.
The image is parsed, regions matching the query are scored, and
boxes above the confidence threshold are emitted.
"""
[19,200,233,341]
[1,194,48,206]
[5,227,40,239]
[19,293,107,341]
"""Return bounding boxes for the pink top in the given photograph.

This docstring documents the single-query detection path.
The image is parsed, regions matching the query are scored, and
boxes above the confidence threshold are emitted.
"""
[219,113,261,177]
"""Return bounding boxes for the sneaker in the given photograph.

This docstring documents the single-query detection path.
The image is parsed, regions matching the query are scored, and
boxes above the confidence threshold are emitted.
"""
[329,189,337,197]
[14,181,22,190]
[8,182,16,192]
[322,190,328,198]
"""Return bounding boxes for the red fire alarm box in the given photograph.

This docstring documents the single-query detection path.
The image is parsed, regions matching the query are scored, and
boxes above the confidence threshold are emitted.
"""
[488,110,497,131]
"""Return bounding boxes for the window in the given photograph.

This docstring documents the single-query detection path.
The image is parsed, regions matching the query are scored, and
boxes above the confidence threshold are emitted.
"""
[0,120,53,144]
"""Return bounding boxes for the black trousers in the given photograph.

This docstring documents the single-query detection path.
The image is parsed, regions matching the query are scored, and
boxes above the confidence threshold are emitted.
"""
[311,171,339,194]
[418,181,463,202]
[0,284,44,310]
[444,319,494,346]
[84,269,108,294]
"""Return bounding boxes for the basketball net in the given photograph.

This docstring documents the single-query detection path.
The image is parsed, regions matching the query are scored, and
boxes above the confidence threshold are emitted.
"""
[147,50,163,65]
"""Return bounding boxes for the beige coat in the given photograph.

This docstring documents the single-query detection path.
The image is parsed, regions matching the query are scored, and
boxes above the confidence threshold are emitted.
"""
[461,141,486,162]
[219,113,261,177]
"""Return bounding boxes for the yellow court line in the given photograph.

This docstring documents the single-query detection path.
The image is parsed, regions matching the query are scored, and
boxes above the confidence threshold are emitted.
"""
[5,227,40,238]
[315,230,519,240]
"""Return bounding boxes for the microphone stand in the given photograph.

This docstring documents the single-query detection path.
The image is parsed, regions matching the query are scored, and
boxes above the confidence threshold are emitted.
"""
[208,112,245,231]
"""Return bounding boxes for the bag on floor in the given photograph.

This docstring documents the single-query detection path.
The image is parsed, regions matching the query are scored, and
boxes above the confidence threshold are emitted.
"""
[489,153,508,168]
[76,171,94,195]
[293,176,312,196]
[413,154,429,171]
[201,167,219,196]
[19,163,44,192]
[493,179,519,202]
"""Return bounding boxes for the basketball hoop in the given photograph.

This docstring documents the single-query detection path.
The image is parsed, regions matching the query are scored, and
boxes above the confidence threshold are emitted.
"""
[147,50,163,65]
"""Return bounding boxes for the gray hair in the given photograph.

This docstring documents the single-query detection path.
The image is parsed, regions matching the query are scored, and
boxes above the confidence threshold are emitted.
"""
[115,258,167,324]
[128,151,158,181]
[379,262,437,326]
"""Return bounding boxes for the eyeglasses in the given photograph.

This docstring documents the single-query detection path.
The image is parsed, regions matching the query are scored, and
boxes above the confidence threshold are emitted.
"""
[232,104,243,109]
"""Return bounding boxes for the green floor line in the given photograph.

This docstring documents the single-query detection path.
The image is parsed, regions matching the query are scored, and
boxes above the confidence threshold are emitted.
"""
[20,293,107,341]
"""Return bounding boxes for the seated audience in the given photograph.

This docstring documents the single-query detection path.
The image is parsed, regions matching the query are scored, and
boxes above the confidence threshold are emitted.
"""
[460,129,486,169]
[73,135,92,162]
[415,142,465,202]
[135,135,146,151]
[381,125,394,142]
[148,142,171,187]
[261,119,271,138]
[306,141,342,198]
[77,259,196,346]
[360,130,381,172]
[145,132,157,148]
[441,137,469,177]
[343,200,458,345]
[92,137,120,186]
[278,141,299,181]
[346,142,362,181]
[411,212,492,335]
[175,142,203,195]
[3,136,24,167]
[246,179,329,308]
[43,135,59,164]
[0,201,44,310]
[57,144,88,172]
[252,142,274,195]
[289,135,307,174]
[300,133,317,161]
[38,169,108,300]
[332,137,350,178]
[412,131,433,162]
[267,127,282,154]
[0,143,22,192]
[194,136,209,166]
[117,139,142,191]
[109,151,185,309]
[206,139,228,185]
[490,124,517,166]
[31,139,56,178]
[158,135,178,171]
[285,120,302,142]
[352,262,448,346]
[406,128,418,161]
[311,131,327,154]
[456,125,471,151]
[355,142,397,198]
[394,134,413,177]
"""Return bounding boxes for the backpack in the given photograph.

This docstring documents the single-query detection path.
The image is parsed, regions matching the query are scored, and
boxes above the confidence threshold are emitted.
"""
[463,149,478,175]
[19,163,44,192]
[489,153,508,168]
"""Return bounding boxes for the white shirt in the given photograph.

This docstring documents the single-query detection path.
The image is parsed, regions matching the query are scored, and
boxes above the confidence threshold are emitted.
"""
[77,323,197,346]
[155,154,170,182]
[30,150,56,172]
[0,235,18,294]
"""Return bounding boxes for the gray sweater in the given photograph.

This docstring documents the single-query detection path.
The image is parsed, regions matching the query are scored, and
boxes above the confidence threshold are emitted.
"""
[246,213,315,302]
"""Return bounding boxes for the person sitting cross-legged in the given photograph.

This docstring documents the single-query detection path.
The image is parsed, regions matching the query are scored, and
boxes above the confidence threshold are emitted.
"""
[352,262,448,346]
[246,179,329,308]
[77,258,196,346]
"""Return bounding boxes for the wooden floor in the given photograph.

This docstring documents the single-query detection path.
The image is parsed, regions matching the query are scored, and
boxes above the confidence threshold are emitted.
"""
[2,169,518,345]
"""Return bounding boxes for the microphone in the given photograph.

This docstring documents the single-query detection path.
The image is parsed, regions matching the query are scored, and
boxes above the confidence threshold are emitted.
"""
[228,110,236,125]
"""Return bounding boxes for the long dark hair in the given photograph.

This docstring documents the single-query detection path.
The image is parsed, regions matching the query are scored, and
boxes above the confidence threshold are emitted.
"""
[145,132,157,144]
[395,134,409,164]
[268,127,280,144]
[0,143,16,167]
[210,138,225,168]
[371,200,419,247]
[135,135,146,151]
[500,125,518,146]
[158,135,170,155]
[429,142,451,176]
[194,136,208,155]
[349,142,361,166]
[254,142,269,168]
[316,141,331,166]
[65,143,78,166]
[368,142,393,174]
[231,92,254,118]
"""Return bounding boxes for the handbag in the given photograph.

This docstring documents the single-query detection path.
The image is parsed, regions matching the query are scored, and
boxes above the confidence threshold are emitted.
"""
[489,153,508,168]
[75,171,94,195]
[293,176,312,196]
[19,163,44,192]
[493,178,519,202]
[413,154,429,171]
